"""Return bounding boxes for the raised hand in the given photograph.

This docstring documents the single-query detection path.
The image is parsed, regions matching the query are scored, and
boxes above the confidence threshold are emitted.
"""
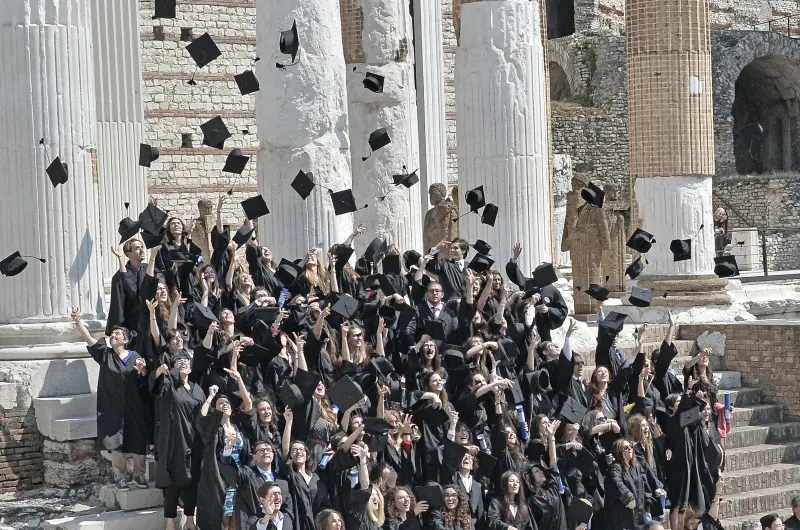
[110,245,124,258]
[512,242,522,260]
[70,307,82,323]
[146,298,158,314]
[565,317,578,337]
[208,385,219,398]
[283,408,293,422]
[224,367,243,383]
[414,500,429,515]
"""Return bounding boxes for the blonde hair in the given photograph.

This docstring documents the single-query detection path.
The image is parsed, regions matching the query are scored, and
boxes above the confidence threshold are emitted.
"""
[366,487,385,526]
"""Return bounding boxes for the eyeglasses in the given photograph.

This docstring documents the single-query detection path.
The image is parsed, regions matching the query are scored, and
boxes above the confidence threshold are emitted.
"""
[427,289,442,293]
[255,448,273,454]
[444,493,459,499]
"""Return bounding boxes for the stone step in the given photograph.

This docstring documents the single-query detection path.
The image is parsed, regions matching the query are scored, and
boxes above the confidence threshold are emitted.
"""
[718,482,800,520]
[727,387,764,407]
[44,508,183,530]
[725,442,800,472]
[100,482,163,511]
[717,371,742,390]
[48,416,97,442]
[720,508,794,530]
[34,394,96,440]
[726,423,800,450]
[722,462,800,496]
[732,404,783,428]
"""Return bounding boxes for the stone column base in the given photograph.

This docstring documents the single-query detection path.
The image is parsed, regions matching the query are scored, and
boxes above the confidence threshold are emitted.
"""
[637,275,732,306]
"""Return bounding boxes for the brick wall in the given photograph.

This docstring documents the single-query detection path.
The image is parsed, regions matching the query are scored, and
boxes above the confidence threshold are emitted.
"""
[340,0,365,64]
[0,387,43,493]
[679,322,800,421]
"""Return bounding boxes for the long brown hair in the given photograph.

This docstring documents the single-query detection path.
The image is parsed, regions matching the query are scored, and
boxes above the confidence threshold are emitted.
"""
[442,485,472,529]
[612,438,636,469]
[302,261,331,295]
[313,394,339,430]
[499,471,530,523]
[627,414,655,469]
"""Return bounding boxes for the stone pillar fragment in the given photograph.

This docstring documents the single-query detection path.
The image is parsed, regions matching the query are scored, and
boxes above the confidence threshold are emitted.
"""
[89,0,148,278]
[256,0,354,258]
[343,0,422,251]
[0,0,105,322]
[456,0,553,274]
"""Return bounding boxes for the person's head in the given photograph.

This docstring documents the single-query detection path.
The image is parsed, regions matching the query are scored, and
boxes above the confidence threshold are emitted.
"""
[108,326,131,349]
[257,481,283,516]
[170,351,191,376]
[349,413,364,434]
[471,275,482,297]
[214,394,232,417]
[502,471,523,498]
[558,421,581,443]
[423,371,445,395]
[491,271,503,291]
[591,366,611,387]
[533,414,551,441]
[443,485,464,511]
[665,393,682,413]
[220,308,235,327]
[369,461,398,494]
[503,421,519,447]
[643,522,666,530]
[386,486,415,518]
[166,217,185,239]
[420,336,437,360]
[197,199,213,216]
[254,397,276,427]
[123,239,145,262]
[572,354,585,378]
[450,238,469,260]
[314,380,326,399]
[253,441,275,470]
[164,328,184,354]
[700,401,712,423]
[714,207,728,222]
[466,336,483,349]
[641,357,652,378]
[612,438,636,469]
[366,486,385,525]
[426,282,443,305]
[459,450,474,472]
[583,409,607,431]
[760,513,784,530]
[289,441,309,470]
[156,281,169,303]
[469,372,487,392]
[315,509,345,530]
[306,248,318,267]
[792,496,800,519]
[681,506,703,530]
[628,414,651,443]
[540,341,560,360]
[198,264,217,285]
[429,183,447,205]
[233,272,253,292]
[347,325,365,349]
[442,485,471,528]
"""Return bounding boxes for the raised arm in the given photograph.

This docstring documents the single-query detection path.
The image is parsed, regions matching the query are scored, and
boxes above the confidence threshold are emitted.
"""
[201,384,218,417]
[375,317,386,357]
[146,245,160,277]
[282,408,293,459]
[202,321,219,350]
[342,223,365,249]
[313,306,330,340]
[224,367,252,412]
[463,269,476,305]
[145,299,162,346]
[475,272,494,313]
[293,334,308,374]
[70,308,99,347]
[665,310,676,345]
[224,243,236,290]
[110,245,126,274]
[526,328,540,372]
[216,195,224,234]
[168,293,182,330]
[340,322,352,364]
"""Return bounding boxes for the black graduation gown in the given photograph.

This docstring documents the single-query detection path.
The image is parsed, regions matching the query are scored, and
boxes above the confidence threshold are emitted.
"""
[245,510,295,530]
[89,342,148,454]
[653,341,684,399]
[347,486,383,530]
[487,497,538,530]
[236,465,293,529]
[428,255,466,302]
[441,444,485,527]
[106,262,147,341]
[603,462,647,530]
[244,245,282,296]
[529,483,567,530]
[786,515,800,530]
[278,457,330,530]
[384,516,422,530]
[504,261,568,342]
[151,369,205,489]
[430,511,469,530]
[238,407,282,450]
[380,442,416,487]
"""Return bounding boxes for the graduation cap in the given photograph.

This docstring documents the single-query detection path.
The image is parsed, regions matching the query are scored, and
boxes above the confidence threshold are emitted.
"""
[442,348,465,371]
[524,369,551,394]
[423,319,446,341]
[138,203,169,234]
[559,395,588,425]
[504,378,525,406]
[472,239,491,256]
[326,376,363,412]
[233,226,255,248]
[481,204,499,227]
[141,229,168,249]
[291,170,315,200]
[277,20,300,68]
[139,144,160,168]
[46,157,69,187]
[497,338,521,366]
[670,238,692,262]
[294,369,323,400]
[330,189,368,215]
[331,294,360,320]
[153,0,176,18]
[626,228,656,253]
[362,72,385,93]
[192,303,219,329]
[167,249,198,264]
[363,417,391,436]
[598,311,627,338]
[568,498,594,526]
[442,439,469,470]
[377,275,397,297]
[252,306,280,324]
[200,116,231,150]
[678,402,701,428]
[629,286,654,307]
[580,182,605,208]
[364,238,388,264]
[380,168,420,201]
[118,217,141,244]
[414,485,444,509]
[532,263,558,288]
[465,186,486,212]
[186,32,221,68]
[475,451,498,481]
[467,254,494,274]
[222,148,250,174]
[625,257,644,279]
[274,258,302,286]
[714,255,740,278]
[234,70,260,95]
[585,283,609,302]
[241,195,270,220]
[367,355,395,378]
[361,128,391,161]
[403,250,422,270]
[382,254,402,275]
[0,252,45,277]
[365,432,387,453]
[279,382,304,409]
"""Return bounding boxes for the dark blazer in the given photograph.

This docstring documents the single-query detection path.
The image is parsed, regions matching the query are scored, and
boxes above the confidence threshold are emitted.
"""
[246,509,294,530]
[401,302,459,351]
[556,352,592,410]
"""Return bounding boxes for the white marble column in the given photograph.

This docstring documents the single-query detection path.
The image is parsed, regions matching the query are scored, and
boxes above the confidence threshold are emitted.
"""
[256,0,354,258]
[89,0,147,278]
[345,0,422,252]
[412,0,448,214]
[0,0,105,322]
[456,0,552,274]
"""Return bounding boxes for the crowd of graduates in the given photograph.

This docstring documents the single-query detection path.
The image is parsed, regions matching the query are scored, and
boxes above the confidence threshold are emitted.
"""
[69,199,741,530]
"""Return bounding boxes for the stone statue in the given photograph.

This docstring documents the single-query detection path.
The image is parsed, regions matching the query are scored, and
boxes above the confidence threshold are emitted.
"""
[190,199,215,262]
[561,176,612,314]
[600,184,628,293]
[423,183,459,252]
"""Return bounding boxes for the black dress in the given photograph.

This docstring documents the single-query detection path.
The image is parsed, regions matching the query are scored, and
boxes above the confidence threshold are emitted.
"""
[528,483,567,530]
[278,456,330,530]
[89,342,148,455]
[106,262,147,342]
[486,497,538,530]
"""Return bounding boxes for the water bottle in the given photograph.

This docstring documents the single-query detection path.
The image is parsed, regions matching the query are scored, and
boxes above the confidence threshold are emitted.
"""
[516,405,529,441]
[477,434,489,453]
[724,393,732,425]
[278,288,289,308]
[556,474,565,494]
[319,452,332,469]
[332,405,340,416]
[348,468,359,485]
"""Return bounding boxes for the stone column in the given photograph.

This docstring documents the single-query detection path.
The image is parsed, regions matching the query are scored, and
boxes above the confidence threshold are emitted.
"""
[256,0,354,258]
[627,0,728,304]
[456,0,553,274]
[342,0,423,251]
[0,0,105,323]
[412,0,449,215]
[89,0,148,278]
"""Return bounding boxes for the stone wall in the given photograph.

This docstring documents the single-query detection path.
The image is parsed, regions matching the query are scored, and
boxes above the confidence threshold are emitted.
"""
[0,383,42,493]
[679,322,800,421]
[442,0,459,182]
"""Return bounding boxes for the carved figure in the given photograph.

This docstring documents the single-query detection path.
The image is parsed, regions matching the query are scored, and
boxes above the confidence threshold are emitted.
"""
[190,199,215,262]
[423,183,459,252]
[600,184,628,293]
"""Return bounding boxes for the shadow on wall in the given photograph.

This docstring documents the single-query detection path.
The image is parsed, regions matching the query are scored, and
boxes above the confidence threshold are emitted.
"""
[39,360,92,398]
[547,0,575,38]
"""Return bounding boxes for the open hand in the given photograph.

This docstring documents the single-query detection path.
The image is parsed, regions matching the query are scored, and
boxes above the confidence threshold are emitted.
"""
[512,242,522,260]
[70,307,82,323]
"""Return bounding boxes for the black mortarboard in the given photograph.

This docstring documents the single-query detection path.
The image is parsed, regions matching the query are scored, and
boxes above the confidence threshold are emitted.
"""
[363,417,391,436]
[252,306,279,324]
[403,250,422,270]
[241,195,270,220]
[331,189,365,215]
[377,275,397,297]
[412,404,449,426]
[364,274,381,291]
[504,379,525,406]
[141,229,168,249]
[278,382,304,409]
[362,128,391,160]
[368,356,395,378]
[442,348,465,371]
[481,204,499,227]
[442,439,468,470]
[278,20,300,65]
[332,245,355,265]
[559,395,588,425]
[475,451,498,481]
[154,0,176,18]
[465,186,486,212]
[294,369,322,400]
[363,72,385,93]
[138,203,169,234]
[392,170,420,189]
[139,144,160,168]
[331,294,360,320]
[166,249,197,264]
[598,311,627,337]
[364,238,388,264]
[274,258,302,286]
[524,369,551,394]
[714,255,740,278]
[291,170,315,200]
[186,33,221,68]
[625,257,644,279]
[473,239,492,256]
[222,148,250,174]
[585,284,609,301]
[580,182,605,208]
[467,254,494,274]
[670,238,692,262]
[327,376,363,412]
[532,263,558,288]
[46,157,69,187]
[0,252,30,277]
[200,116,231,150]
[382,254,402,275]
[192,303,218,329]
[365,433,387,453]
[497,338,521,366]
[423,319,446,341]
[679,403,701,428]
[118,217,141,244]
[626,228,656,253]
[568,498,594,526]
[414,485,444,509]
[629,286,654,307]
[233,226,255,248]
[234,70,260,95]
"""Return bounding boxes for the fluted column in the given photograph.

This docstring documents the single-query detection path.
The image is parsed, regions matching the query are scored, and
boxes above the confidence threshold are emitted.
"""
[627,0,725,302]
[0,0,105,323]
[343,0,422,251]
[456,0,552,274]
[412,0,448,213]
[89,0,147,278]
[256,0,353,258]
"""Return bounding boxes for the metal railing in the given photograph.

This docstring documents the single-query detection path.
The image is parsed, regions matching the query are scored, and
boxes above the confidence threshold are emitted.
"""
[752,14,800,37]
